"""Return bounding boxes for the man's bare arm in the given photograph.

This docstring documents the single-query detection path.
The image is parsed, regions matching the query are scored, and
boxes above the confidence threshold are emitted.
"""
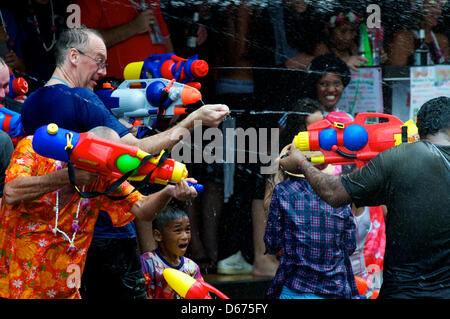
[120,104,230,154]
[3,168,97,205]
[130,179,198,221]
[300,161,352,207]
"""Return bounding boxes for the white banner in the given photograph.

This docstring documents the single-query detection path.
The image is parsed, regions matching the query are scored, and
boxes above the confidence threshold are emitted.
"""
[336,67,384,117]
[410,65,450,120]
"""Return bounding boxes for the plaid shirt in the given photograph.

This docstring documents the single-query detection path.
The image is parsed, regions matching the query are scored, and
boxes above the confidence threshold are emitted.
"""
[264,178,358,299]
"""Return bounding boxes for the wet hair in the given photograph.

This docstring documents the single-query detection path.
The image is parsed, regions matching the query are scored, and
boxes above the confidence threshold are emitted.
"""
[416,96,450,138]
[153,203,189,232]
[279,97,324,150]
[302,54,351,99]
[55,26,104,67]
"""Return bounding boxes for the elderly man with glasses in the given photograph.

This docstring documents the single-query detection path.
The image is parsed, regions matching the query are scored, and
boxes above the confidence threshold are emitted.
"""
[19,27,229,300]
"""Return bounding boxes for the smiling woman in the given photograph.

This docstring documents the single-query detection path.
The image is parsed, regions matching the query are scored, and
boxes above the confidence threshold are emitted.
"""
[301,53,352,113]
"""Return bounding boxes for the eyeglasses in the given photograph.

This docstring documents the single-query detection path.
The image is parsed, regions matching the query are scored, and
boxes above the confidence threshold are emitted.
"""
[77,49,108,69]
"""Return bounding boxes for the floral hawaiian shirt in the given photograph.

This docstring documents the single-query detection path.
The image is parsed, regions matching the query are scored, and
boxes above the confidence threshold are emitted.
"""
[0,136,142,299]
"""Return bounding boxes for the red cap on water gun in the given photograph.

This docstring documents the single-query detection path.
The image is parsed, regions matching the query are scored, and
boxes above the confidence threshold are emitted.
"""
[190,60,209,78]
[12,77,28,95]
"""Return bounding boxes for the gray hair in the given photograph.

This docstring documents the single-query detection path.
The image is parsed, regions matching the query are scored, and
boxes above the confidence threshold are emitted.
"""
[0,57,5,67]
[54,26,104,67]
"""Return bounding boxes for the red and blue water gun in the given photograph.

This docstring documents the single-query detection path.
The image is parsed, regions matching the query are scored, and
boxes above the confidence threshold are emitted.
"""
[293,113,419,168]
[32,123,203,193]
[123,53,209,90]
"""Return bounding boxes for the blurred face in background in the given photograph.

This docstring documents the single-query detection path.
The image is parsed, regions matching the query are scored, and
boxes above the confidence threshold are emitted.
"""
[316,73,344,111]
[0,63,10,102]
[329,21,357,52]
[423,0,444,28]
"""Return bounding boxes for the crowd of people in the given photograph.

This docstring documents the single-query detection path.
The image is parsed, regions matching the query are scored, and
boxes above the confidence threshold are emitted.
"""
[0,0,448,299]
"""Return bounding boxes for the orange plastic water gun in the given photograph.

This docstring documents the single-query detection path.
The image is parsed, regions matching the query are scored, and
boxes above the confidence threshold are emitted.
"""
[293,113,419,168]
[31,124,203,192]
[163,268,229,299]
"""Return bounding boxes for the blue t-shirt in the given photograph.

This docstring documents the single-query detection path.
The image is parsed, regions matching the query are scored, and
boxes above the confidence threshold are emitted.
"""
[21,84,129,136]
[21,84,137,238]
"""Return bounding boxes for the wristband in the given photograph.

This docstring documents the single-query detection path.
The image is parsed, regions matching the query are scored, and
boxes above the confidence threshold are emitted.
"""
[297,158,308,172]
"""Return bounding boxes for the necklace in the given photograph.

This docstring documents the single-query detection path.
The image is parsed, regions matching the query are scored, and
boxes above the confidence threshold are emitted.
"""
[50,76,71,87]
[29,0,56,52]
[52,160,86,253]
[52,188,85,253]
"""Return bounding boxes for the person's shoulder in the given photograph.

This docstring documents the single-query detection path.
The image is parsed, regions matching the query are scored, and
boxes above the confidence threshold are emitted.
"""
[140,250,158,267]
[274,178,307,195]
[182,256,198,267]
[181,257,202,275]
[70,86,99,98]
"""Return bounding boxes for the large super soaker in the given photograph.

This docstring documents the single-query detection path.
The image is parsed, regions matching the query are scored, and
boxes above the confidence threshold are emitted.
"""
[293,113,419,168]
[96,78,202,128]
[32,124,203,192]
[123,53,209,90]
[163,268,229,299]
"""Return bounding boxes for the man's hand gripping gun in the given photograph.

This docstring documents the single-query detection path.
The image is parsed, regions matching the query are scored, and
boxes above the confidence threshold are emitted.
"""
[32,124,203,192]
[293,113,419,168]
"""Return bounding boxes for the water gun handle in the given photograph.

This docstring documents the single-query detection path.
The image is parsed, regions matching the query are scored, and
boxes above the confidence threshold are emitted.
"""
[186,181,204,194]
[352,112,403,126]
